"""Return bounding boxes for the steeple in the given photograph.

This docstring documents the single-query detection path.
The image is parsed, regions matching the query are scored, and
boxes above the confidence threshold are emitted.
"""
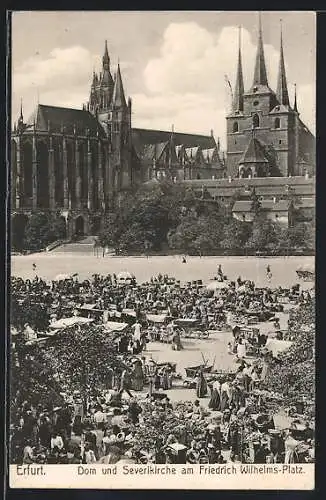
[103,40,110,70]
[112,62,127,108]
[17,98,24,132]
[252,12,268,87]
[293,83,298,113]
[100,40,114,90]
[233,26,244,112]
[276,21,290,106]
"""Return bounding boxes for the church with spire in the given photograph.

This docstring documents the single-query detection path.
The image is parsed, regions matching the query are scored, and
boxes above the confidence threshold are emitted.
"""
[11,16,315,238]
[226,16,315,179]
[11,41,222,236]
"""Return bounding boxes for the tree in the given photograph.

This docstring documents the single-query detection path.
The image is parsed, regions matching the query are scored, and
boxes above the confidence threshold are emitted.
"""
[11,335,64,411]
[23,211,67,252]
[250,187,261,214]
[220,218,252,251]
[263,300,315,417]
[245,214,285,252]
[42,325,127,408]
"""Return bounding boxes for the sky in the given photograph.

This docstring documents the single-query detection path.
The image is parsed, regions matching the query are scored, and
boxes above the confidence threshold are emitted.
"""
[11,11,315,148]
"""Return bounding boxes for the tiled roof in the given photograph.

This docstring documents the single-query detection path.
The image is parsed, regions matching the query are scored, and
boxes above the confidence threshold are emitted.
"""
[26,104,106,137]
[182,176,315,188]
[296,197,315,209]
[132,128,216,150]
[270,104,292,114]
[232,201,253,212]
[232,199,291,212]
[239,137,269,164]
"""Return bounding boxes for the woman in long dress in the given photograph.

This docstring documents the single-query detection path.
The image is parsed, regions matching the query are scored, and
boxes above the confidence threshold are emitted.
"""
[284,430,300,463]
[220,377,231,411]
[196,370,208,398]
[130,360,144,391]
[208,378,221,410]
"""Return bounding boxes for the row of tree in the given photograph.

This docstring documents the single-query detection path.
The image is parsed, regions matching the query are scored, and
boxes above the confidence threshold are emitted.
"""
[11,181,315,254]
[98,181,314,255]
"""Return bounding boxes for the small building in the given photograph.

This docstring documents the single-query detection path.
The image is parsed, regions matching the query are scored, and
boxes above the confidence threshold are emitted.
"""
[293,197,315,222]
[232,198,293,226]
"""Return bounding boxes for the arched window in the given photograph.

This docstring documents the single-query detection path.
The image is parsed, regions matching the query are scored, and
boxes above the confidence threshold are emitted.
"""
[274,117,280,129]
[233,122,239,133]
[252,114,260,128]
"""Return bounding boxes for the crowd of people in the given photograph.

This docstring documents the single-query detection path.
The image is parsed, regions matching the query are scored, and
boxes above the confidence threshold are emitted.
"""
[10,267,315,465]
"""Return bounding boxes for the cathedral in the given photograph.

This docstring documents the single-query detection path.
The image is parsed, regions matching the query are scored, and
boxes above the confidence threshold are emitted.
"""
[11,17,315,238]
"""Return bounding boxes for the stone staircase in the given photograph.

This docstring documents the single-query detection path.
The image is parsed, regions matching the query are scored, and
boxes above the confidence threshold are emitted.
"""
[51,236,98,253]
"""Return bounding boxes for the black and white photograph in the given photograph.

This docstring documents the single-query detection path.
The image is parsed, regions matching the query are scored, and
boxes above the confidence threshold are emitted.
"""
[9,10,315,489]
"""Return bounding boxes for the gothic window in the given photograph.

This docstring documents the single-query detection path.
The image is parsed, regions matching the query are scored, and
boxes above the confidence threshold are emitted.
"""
[233,122,239,133]
[196,173,201,180]
[279,140,282,145]
[274,118,280,129]
[252,114,260,128]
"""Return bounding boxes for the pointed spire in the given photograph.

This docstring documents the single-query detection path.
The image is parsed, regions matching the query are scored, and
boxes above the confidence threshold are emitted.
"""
[276,20,289,106]
[253,12,268,87]
[103,40,110,70]
[293,83,298,112]
[233,26,244,111]
[112,62,127,108]
[19,98,23,121]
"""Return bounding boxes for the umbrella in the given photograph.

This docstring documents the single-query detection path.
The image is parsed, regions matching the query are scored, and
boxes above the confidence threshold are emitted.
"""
[55,273,73,281]
[206,281,228,291]
[117,271,135,280]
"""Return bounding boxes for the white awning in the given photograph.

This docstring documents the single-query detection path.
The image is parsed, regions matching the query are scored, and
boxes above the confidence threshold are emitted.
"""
[50,316,94,329]
[146,313,168,323]
[264,338,293,356]
[104,321,129,333]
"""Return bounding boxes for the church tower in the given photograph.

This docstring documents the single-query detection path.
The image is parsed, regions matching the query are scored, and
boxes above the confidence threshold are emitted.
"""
[88,43,133,198]
[225,14,309,178]
[107,63,132,192]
